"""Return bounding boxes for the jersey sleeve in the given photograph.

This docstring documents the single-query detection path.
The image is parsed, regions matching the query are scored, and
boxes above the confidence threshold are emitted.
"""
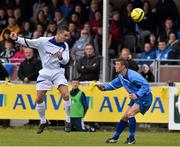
[103,76,122,90]
[59,42,70,65]
[15,37,42,49]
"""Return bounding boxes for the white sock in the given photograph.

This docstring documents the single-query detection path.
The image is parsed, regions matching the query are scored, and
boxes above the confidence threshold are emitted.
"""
[64,100,71,123]
[37,102,46,124]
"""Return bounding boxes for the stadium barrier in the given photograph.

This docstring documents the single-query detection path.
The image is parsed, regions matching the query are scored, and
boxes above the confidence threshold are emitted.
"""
[0,82,169,123]
[1,58,180,82]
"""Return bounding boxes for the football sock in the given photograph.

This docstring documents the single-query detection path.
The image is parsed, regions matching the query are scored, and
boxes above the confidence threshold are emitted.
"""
[64,99,71,123]
[128,117,136,141]
[37,101,46,124]
[113,120,128,140]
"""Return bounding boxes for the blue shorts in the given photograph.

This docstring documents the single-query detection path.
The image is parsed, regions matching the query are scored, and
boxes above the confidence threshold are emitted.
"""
[128,92,153,115]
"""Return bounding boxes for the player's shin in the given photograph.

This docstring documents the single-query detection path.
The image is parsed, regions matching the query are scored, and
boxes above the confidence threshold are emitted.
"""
[113,120,128,140]
[64,99,71,123]
[37,101,46,124]
[128,117,136,141]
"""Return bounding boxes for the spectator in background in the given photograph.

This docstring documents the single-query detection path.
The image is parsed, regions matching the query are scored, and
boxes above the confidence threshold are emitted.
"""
[167,31,180,60]
[35,10,48,27]
[140,64,154,82]
[71,29,94,61]
[2,0,15,11]
[119,48,139,71]
[76,44,100,81]
[120,1,135,35]
[148,33,158,50]
[158,17,176,41]
[0,40,16,59]
[42,4,53,22]
[0,29,11,50]
[34,24,44,37]
[89,10,102,37]
[67,21,80,48]
[60,0,73,19]
[138,42,156,66]
[89,1,99,23]
[32,30,41,39]
[112,48,139,79]
[49,0,61,15]
[31,0,45,22]
[2,16,20,35]
[83,23,92,34]
[6,7,14,18]
[108,11,122,57]
[14,7,23,26]
[154,0,178,27]
[156,39,174,64]
[44,21,57,37]
[69,79,95,132]
[72,4,86,24]
[69,12,81,29]
[54,9,67,28]
[21,21,33,39]
[0,61,8,80]
[11,45,25,64]
[167,31,180,49]
[0,8,7,31]
[18,47,42,83]
[94,27,102,55]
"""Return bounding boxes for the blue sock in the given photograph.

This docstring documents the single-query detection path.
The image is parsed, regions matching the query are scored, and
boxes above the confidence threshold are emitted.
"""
[113,120,128,140]
[128,117,136,141]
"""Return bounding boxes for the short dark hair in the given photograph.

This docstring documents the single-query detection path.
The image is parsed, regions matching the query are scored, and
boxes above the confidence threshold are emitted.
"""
[116,58,129,68]
[57,26,69,33]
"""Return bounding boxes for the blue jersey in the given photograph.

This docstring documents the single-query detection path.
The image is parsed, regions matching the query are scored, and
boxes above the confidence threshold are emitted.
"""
[156,47,173,60]
[103,69,151,97]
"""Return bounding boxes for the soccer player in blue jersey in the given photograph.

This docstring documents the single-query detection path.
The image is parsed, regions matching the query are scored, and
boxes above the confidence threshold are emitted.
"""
[96,58,153,144]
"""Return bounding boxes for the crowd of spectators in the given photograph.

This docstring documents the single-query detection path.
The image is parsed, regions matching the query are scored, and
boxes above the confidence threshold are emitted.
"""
[0,0,180,82]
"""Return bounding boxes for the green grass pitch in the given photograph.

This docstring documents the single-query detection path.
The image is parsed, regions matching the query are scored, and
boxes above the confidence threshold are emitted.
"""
[0,127,180,146]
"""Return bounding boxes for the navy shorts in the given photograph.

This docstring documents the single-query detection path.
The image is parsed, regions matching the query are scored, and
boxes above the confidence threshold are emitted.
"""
[128,92,153,115]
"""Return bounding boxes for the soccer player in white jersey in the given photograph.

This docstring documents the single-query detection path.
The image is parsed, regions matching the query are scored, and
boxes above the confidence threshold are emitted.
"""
[10,26,71,134]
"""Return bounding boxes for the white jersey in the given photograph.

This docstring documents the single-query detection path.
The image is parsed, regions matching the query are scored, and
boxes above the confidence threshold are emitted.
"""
[16,36,70,70]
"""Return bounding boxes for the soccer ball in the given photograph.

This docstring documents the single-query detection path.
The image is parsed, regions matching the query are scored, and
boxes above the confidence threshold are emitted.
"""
[131,8,145,22]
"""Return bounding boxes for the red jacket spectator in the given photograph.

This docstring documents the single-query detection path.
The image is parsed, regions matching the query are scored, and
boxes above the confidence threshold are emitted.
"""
[89,11,102,37]
[11,45,25,64]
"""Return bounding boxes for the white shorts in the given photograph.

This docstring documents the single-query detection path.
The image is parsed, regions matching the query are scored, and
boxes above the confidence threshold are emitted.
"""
[36,68,68,91]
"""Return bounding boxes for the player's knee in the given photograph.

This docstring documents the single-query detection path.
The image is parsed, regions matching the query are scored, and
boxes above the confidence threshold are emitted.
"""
[121,115,128,121]
[127,112,134,118]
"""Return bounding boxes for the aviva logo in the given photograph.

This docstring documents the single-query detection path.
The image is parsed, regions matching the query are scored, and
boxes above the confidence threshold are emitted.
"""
[0,94,7,107]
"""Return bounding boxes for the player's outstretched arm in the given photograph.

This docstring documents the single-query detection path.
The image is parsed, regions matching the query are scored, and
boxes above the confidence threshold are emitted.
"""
[10,32,41,49]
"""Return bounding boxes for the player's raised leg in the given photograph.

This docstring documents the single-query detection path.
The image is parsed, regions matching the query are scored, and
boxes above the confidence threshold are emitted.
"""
[36,90,49,134]
[58,85,71,132]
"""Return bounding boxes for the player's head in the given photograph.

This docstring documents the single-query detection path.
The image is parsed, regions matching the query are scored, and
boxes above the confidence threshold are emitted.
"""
[56,26,70,42]
[71,78,80,89]
[114,58,128,73]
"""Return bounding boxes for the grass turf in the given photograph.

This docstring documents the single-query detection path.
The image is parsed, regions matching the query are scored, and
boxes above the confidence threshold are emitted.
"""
[0,127,179,146]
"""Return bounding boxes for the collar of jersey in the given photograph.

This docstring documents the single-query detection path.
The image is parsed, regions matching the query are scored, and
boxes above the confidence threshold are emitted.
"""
[48,37,65,48]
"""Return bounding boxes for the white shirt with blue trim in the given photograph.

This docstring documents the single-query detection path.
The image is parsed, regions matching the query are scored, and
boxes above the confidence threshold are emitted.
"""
[16,36,69,70]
